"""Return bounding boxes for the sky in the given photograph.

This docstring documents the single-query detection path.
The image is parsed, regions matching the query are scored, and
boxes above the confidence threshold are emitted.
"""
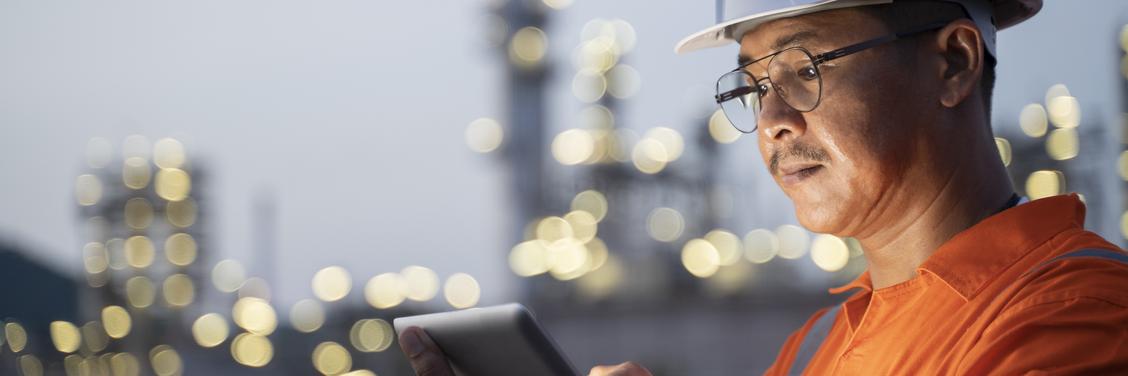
[2,0,1127,310]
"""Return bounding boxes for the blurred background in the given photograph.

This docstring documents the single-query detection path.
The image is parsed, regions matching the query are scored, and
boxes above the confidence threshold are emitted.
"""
[2,0,1127,375]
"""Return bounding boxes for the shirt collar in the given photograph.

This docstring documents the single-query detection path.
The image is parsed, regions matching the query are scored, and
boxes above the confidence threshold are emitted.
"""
[829,194,1086,300]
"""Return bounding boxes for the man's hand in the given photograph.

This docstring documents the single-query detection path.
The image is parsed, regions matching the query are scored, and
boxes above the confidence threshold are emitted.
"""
[398,326,455,376]
[588,361,653,376]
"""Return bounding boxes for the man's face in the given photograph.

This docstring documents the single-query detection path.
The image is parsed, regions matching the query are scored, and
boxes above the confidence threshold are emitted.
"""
[738,9,932,236]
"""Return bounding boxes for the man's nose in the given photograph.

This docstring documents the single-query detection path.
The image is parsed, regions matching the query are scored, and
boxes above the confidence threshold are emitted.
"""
[758,89,808,141]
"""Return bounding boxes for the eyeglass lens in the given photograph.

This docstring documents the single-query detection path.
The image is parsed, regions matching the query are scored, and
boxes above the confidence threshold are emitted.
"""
[716,48,822,133]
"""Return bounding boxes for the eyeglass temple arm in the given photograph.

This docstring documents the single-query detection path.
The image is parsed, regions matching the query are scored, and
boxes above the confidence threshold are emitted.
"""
[715,85,757,103]
[811,21,951,65]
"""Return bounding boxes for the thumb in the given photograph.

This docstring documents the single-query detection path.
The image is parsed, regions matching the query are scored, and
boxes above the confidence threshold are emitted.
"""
[398,326,455,376]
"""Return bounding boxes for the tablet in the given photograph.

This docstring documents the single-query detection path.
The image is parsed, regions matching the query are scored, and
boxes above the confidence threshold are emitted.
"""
[393,303,580,376]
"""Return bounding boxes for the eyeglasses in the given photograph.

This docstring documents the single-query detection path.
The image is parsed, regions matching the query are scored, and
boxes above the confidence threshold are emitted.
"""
[714,22,949,133]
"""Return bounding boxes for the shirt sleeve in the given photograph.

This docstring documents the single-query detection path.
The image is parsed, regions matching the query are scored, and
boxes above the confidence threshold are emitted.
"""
[956,295,1128,375]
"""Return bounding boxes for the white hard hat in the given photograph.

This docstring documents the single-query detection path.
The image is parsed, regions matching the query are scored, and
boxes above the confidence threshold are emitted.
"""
[675,0,1042,56]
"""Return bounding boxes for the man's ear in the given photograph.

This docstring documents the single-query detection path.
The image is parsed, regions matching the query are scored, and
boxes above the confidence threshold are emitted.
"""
[933,19,984,108]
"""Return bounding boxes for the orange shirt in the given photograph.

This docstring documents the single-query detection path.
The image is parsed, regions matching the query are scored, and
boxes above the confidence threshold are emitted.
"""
[764,194,1128,375]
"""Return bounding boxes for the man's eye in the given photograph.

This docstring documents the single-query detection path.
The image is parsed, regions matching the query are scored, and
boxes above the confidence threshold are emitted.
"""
[797,66,818,81]
[756,83,770,97]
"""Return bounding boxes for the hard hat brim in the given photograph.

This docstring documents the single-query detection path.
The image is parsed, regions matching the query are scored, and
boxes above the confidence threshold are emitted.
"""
[674,0,1042,54]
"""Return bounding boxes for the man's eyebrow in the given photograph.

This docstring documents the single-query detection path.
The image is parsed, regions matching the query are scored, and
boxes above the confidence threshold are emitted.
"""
[736,30,820,67]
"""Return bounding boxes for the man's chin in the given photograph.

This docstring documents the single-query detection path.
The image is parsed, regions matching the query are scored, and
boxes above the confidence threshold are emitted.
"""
[792,203,845,235]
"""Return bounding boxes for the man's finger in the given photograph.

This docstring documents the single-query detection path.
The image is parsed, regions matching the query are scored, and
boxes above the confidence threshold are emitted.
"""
[398,326,455,376]
[589,362,653,376]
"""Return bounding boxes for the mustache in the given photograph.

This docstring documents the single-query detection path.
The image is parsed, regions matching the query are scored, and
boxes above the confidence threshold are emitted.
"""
[770,143,830,175]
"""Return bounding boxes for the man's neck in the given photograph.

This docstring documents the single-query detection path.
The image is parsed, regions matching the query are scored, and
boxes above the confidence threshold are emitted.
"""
[855,140,1015,290]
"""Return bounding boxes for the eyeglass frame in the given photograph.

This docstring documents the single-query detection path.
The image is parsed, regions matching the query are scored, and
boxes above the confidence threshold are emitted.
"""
[714,21,951,133]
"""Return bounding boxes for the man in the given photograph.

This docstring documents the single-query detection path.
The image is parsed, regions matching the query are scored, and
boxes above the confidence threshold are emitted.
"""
[401,0,1128,374]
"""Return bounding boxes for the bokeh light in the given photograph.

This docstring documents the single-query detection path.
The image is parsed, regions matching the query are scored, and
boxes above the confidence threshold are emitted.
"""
[542,0,572,10]
[106,238,127,270]
[509,240,550,277]
[155,168,192,201]
[1025,170,1065,200]
[192,313,229,348]
[606,64,641,99]
[580,105,614,129]
[110,353,141,376]
[153,138,186,169]
[1047,95,1081,128]
[536,216,574,244]
[166,198,198,228]
[165,233,198,267]
[212,259,247,293]
[231,333,273,367]
[708,109,742,144]
[644,127,685,162]
[365,273,408,309]
[149,345,183,376]
[443,273,481,309]
[18,355,41,376]
[232,297,278,335]
[1044,84,1071,108]
[49,321,81,353]
[646,207,684,242]
[5,322,27,352]
[313,341,353,375]
[552,129,596,165]
[994,137,1012,166]
[1019,103,1048,137]
[563,210,598,242]
[238,277,272,301]
[810,235,850,272]
[81,321,108,353]
[547,239,590,280]
[632,138,668,174]
[123,235,155,268]
[124,198,155,230]
[83,242,109,274]
[585,238,610,271]
[349,319,394,353]
[572,70,608,103]
[775,225,810,260]
[1119,151,1128,181]
[1120,211,1128,240]
[571,190,608,222]
[681,238,721,278]
[704,230,742,266]
[509,26,548,68]
[163,273,195,307]
[126,276,156,308]
[402,265,440,302]
[101,306,131,339]
[312,266,352,302]
[465,117,505,153]
[75,174,103,206]
[1045,128,1079,160]
[290,299,326,333]
[122,157,152,190]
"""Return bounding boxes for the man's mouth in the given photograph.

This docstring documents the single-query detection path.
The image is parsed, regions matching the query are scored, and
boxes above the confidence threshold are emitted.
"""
[778,163,824,185]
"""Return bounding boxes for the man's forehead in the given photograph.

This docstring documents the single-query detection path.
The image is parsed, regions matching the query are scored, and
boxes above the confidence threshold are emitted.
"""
[737,29,820,65]
[736,9,873,64]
